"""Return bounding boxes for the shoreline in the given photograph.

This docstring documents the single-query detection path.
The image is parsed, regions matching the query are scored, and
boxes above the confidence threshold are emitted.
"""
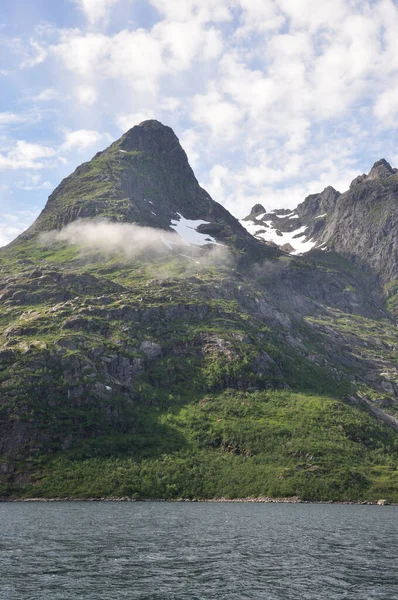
[0,496,394,505]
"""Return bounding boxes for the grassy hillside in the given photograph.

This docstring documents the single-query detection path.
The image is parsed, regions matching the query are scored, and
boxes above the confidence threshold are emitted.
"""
[1,232,398,502]
[4,390,398,502]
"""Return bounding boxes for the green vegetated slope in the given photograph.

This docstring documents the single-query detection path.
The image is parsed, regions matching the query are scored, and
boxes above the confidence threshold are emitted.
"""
[23,391,398,502]
[1,241,398,502]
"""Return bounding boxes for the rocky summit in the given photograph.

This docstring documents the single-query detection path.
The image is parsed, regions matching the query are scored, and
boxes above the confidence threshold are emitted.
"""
[1,120,398,502]
[241,159,398,285]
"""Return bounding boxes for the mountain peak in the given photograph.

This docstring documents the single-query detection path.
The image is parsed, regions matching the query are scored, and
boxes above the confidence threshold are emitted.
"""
[368,158,395,181]
[249,204,266,217]
[119,119,180,155]
[138,119,169,129]
[350,159,396,189]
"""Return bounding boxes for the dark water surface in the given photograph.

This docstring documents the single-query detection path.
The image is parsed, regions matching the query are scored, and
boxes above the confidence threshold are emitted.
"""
[0,502,397,599]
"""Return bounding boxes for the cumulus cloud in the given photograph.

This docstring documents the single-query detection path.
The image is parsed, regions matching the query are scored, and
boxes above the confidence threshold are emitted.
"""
[374,87,398,125]
[32,88,60,102]
[0,110,41,131]
[20,39,47,68]
[50,22,223,98]
[179,128,201,169]
[74,0,123,24]
[51,30,165,95]
[235,0,284,34]
[15,174,53,191]
[116,98,181,132]
[0,113,28,126]
[60,129,110,152]
[75,85,97,106]
[204,138,361,218]
[0,221,23,247]
[191,85,243,141]
[153,19,223,69]
[148,0,234,23]
[0,209,40,247]
[116,111,155,132]
[0,141,56,170]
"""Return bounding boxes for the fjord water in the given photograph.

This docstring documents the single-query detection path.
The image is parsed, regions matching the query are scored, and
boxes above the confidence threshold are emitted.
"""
[1,503,397,600]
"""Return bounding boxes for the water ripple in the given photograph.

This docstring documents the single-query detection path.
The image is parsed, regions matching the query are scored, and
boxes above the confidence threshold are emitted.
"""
[0,503,397,599]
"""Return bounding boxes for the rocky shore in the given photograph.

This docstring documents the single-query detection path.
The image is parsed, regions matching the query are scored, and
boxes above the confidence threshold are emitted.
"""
[0,496,393,505]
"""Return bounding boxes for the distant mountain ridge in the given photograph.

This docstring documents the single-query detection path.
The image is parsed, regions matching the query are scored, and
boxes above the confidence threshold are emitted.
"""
[241,158,398,285]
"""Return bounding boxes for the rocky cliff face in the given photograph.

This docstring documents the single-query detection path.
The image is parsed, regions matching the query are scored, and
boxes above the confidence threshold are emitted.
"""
[1,123,398,501]
[241,159,398,286]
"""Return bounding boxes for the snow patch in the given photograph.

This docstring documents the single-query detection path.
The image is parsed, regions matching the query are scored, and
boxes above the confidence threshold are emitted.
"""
[240,218,316,255]
[315,213,327,219]
[315,242,329,252]
[170,213,220,246]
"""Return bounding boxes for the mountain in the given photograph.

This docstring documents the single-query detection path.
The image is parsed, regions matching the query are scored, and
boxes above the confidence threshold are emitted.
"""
[1,121,398,502]
[241,159,398,285]
[16,120,266,256]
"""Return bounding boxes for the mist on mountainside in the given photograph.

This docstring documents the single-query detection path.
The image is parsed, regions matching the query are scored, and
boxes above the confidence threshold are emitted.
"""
[39,218,233,269]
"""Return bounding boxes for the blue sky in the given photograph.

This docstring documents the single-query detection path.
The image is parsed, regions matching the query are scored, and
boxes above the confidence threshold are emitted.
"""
[1,0,398,246]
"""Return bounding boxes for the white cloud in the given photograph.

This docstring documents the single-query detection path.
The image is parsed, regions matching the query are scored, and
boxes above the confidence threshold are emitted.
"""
[33,88,60,102]
[15,174,53,191]
[203,132,362,217]
[0,222,23,247]
[277,0,350,31]
[148,0,234,23]
[376,0,398,72]
[52,30,164,94]
[152,19,223,70]
[0,141,56,170]
[0,209,40,247]
[75,85,97,106]
[20,39,47,67]
[191,85,243,140]
[236,0,285,34]
[179,128,201,169]
[205,160,359,219]
[51,19,223,98]
[116,112,155,132]
[374,87,398,125]
[218,54,281,120]
[159,97,181,112]
[60,129,108,152]
[0,113,28,126]
[74,0,122,24]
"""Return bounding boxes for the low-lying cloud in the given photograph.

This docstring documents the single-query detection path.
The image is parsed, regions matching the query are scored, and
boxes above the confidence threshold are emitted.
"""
[40,219,230,267]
